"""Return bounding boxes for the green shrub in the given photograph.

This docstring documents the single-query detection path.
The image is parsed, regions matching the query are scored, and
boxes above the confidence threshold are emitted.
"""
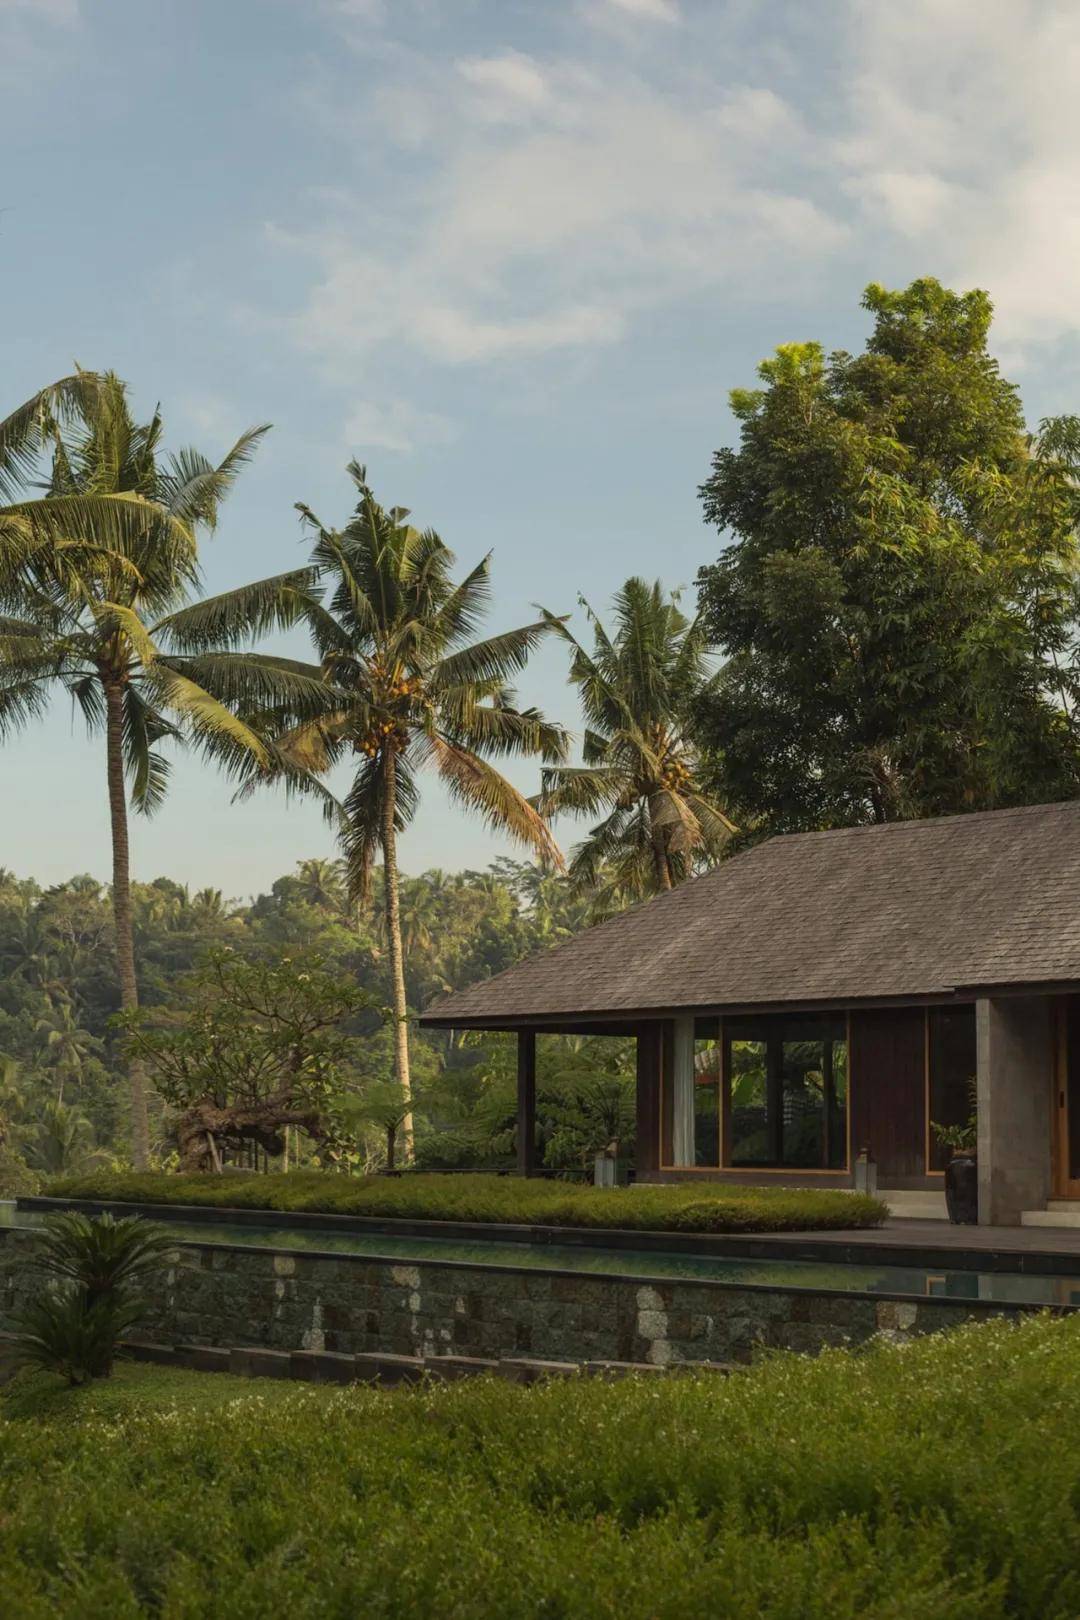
[42,1169,887,1232]
[0,1145,39,1198]
[5,1212,173,1384]
[1,1314,1079,1615]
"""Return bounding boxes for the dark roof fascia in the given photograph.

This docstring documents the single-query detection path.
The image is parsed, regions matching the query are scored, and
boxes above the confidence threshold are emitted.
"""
[418,983,1067,1032]
[951,978,1080,1001]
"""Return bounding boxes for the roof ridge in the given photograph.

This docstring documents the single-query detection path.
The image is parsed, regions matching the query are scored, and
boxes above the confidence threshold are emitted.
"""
[757,799,1080,845]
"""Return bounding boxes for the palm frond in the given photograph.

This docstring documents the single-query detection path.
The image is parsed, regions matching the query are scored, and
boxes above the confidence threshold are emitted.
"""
[0,672,52,738]
[161,425,271,530]
[0,375,101,502]
[648,787,701,853]
[338,749,419,901]
[123,683,178,816]
[145,663,269,768]
[65,674,105,734]
[341,753,385,902]
[7,493,186,570]
[430,620,554,692]
[565,803,642,891]
[685,791,738,841]
[296,597,355,661]
[536,764,623,817]
[438,696,570,763]
[153,567,320,652]
[89,601,159,669]
[422,733,564,870]
[157,652,338,724]
[428,554,492,646]
[263,709,355,775]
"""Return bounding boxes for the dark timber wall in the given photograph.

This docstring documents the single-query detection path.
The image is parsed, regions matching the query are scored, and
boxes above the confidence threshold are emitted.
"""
[850,1007,926,1183]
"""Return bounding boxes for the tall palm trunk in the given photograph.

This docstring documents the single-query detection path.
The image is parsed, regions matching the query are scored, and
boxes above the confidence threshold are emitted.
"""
[380,745,414,1158]
[650,807,673,892]
[104,677,150,1169]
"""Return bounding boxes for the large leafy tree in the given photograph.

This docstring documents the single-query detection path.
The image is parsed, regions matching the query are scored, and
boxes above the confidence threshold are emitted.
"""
[696,279,1080,836]
[243,462,568,1144]
[536,578,735,905]
[0,373,321,1166]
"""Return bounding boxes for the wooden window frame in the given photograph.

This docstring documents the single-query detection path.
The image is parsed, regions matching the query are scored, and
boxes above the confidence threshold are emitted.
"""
[659,1012,851,1176]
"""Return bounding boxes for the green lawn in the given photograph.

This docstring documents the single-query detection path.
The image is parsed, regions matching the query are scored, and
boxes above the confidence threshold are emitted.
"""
[41,1170,887,1233]
[3,1315,1080,1616]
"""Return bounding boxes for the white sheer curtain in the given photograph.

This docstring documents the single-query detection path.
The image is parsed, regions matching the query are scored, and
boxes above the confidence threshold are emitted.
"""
[671,1014,696,1166]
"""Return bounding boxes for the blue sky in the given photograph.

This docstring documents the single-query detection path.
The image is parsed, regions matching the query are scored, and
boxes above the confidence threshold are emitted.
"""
[4,0,1080,897]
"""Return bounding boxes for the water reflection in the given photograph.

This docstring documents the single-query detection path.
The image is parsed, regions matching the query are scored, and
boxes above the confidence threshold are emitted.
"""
[5,1202,1080,1309]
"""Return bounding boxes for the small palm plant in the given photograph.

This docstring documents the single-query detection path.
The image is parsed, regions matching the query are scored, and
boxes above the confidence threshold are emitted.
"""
[343,1080,424,1173]
[7,1212,173,1385]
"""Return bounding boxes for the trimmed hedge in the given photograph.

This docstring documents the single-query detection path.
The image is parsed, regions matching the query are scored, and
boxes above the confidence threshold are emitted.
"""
[42,1170,887,1233]
[3,1315,1080,1615]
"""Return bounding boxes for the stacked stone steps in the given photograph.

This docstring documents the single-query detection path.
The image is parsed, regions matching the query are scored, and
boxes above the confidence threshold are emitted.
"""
[127,1339,740,1385]
[1020,1202,1080,1229]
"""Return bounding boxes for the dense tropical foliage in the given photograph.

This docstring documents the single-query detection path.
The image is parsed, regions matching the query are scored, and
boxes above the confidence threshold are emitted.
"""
[0,857,629,1185]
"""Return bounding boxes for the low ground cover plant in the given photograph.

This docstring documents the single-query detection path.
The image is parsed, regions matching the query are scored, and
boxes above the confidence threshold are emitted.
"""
[1,1314,1079,1616]
[42,1170,887,1232]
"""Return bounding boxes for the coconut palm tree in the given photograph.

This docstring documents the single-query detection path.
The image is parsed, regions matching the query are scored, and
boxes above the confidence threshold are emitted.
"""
[536,578,737,905]
[33,1003,102,1104]
[0,373,324,1166]
[241,463,568,1144]
[0,374,171,582]
[294,857,347,915]
[23,1098,107,1177]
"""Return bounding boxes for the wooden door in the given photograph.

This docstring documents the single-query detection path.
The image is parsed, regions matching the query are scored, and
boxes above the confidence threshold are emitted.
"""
[849,1007,926,1181]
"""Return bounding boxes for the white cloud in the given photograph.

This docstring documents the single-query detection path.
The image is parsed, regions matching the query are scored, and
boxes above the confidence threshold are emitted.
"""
[321,0,385,22]
[457,49,549,120]
[275,53,842,379]
[269,0,1080,408]
[602,0,680,22]
[343,398,456,454]
[839,0,1080,351]
[843,170,960,236]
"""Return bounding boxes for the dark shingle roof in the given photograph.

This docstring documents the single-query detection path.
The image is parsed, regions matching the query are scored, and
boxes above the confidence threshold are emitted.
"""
[420,800,1080,1025]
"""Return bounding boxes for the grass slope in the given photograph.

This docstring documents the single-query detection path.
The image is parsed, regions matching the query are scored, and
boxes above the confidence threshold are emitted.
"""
[2,1315,1080,1617]
[42,1170,887,1233]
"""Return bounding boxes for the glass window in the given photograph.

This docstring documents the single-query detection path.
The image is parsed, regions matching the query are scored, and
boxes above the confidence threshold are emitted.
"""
[693,1040,722,1166]
[927,1006,976,1171]
[724,1016,848,1170]
[729,1039,768,1164]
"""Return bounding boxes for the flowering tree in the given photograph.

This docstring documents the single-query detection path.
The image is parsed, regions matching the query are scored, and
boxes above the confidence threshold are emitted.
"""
[118,948,382,1170]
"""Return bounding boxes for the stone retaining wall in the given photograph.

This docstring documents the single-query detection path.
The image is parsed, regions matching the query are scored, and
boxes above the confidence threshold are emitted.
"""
[0,1229,1026,1366]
